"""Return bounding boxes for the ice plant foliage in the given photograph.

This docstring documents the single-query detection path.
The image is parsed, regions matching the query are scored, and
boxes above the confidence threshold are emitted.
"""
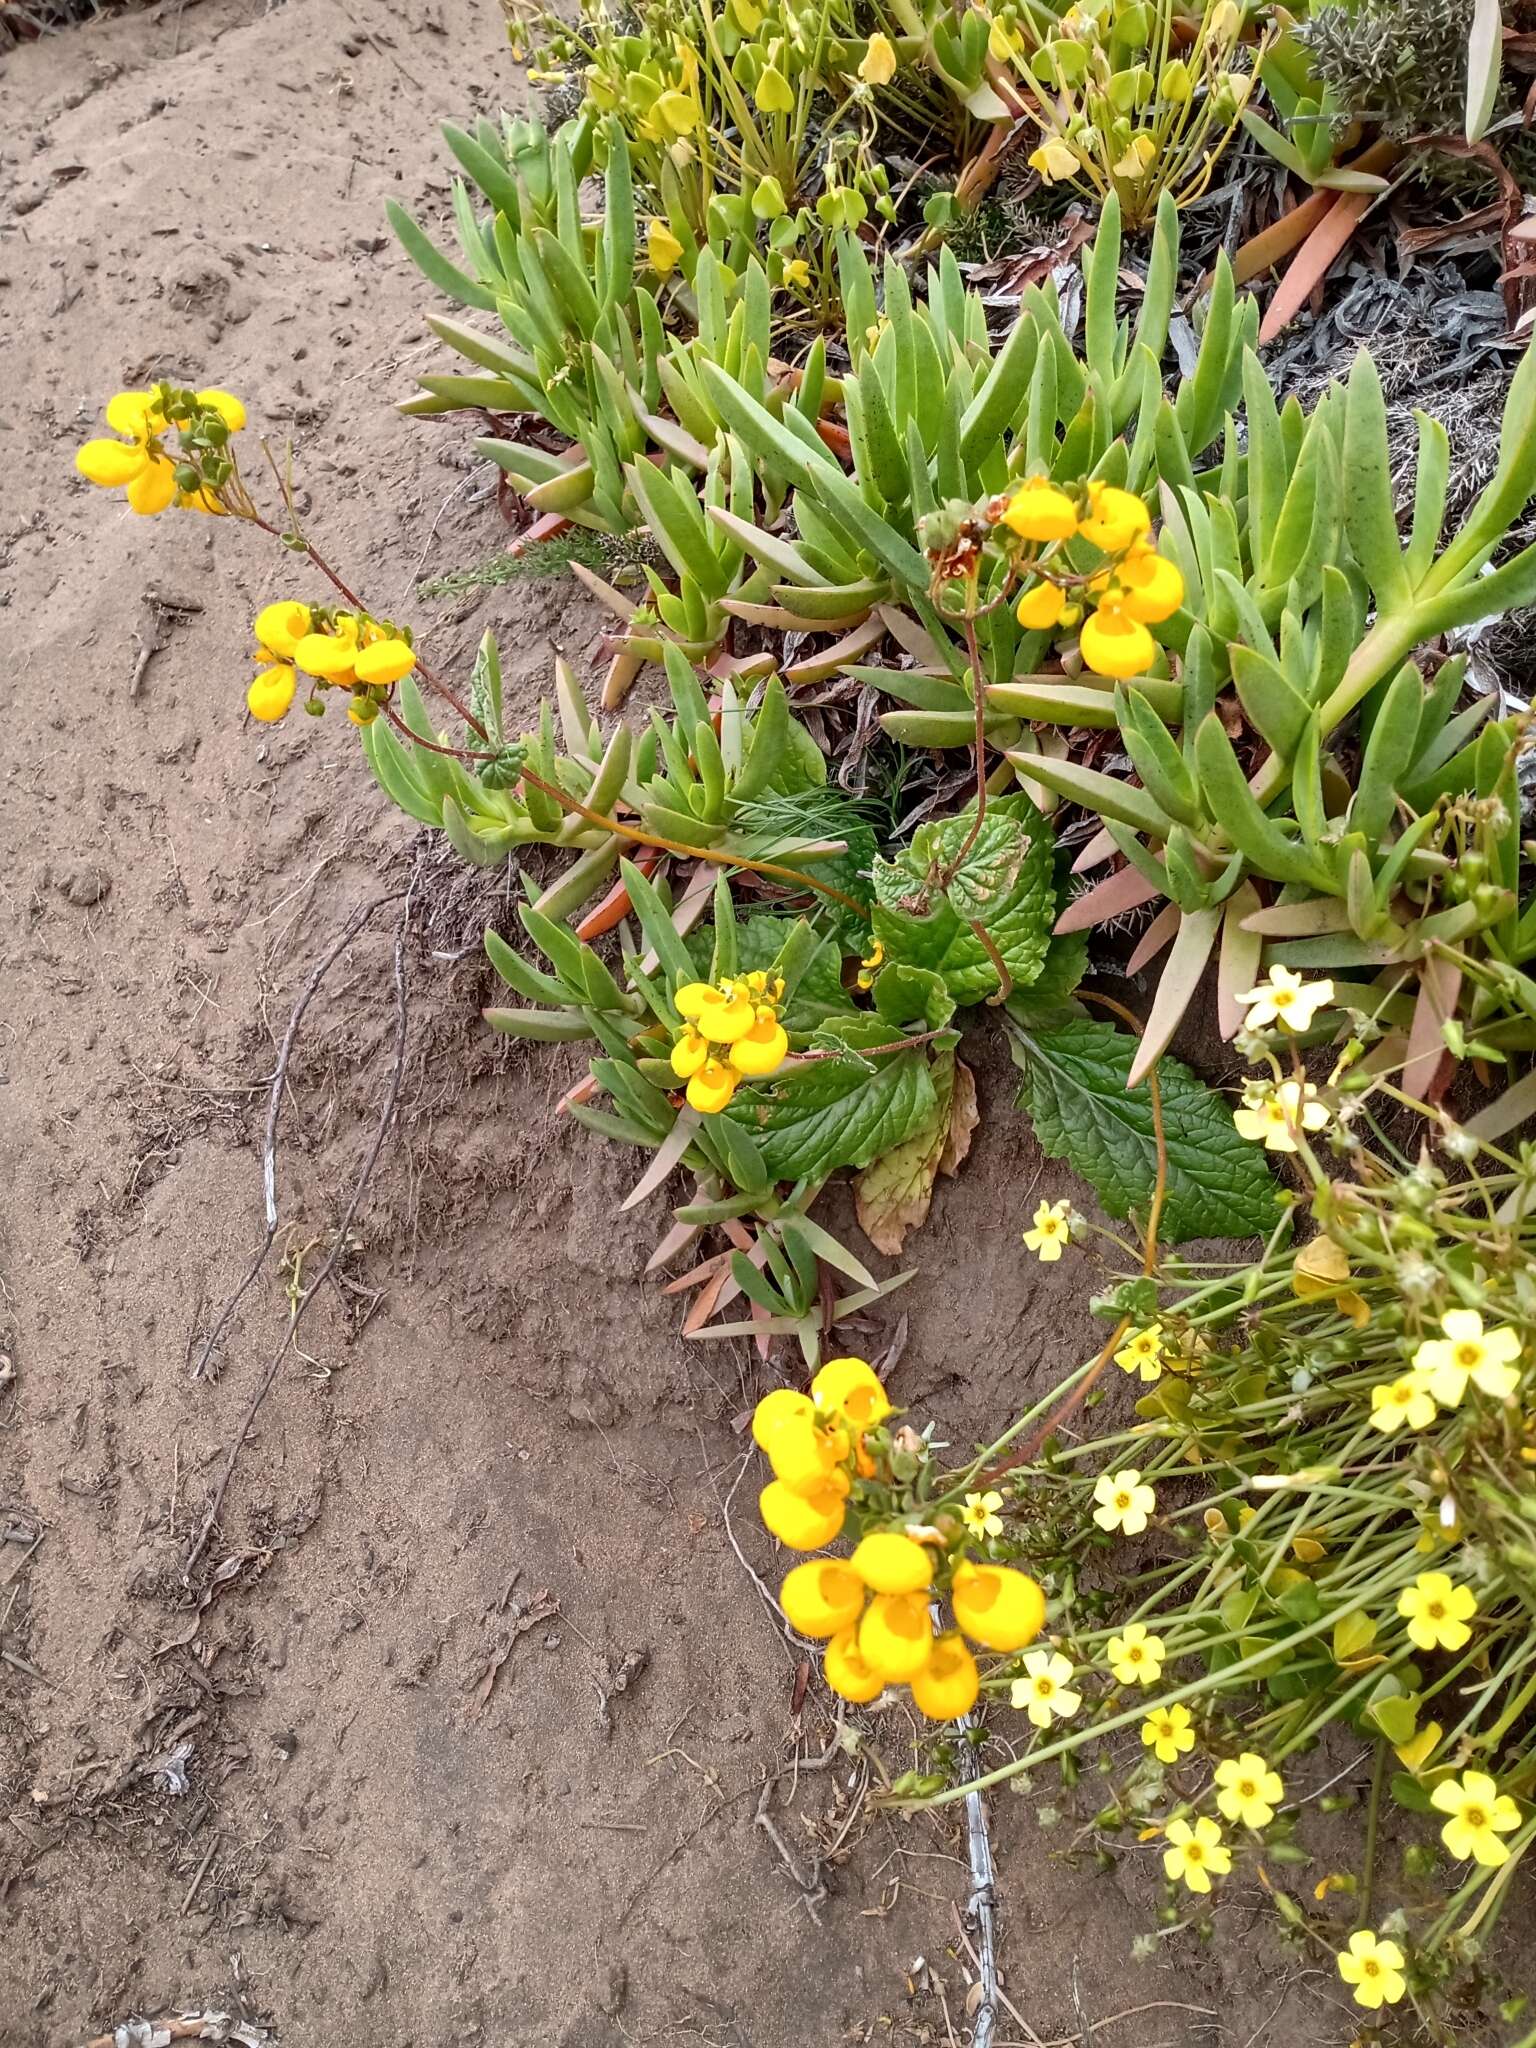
[74,27,1536,2016]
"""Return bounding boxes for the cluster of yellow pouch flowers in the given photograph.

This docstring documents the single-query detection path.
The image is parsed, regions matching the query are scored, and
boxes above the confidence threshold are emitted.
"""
[248,602,417,726]
[670,973,789,1113]
[76,385,246,517]
[995,476,1184,680]
[753,1358,1047,1722]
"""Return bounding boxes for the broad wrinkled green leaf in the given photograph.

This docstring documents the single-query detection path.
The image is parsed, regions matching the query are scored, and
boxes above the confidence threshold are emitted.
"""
[725,1032,938,1181]
[872,794,1056,1004]
[1007,1016,1278,1244]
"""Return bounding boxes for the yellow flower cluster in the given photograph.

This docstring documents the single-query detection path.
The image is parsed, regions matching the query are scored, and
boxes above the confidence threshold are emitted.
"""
[1369,1310,1524,1435]
[993,478,1184,680]
[76,386,245,516]
[248,602,417,725]
[753,1359,1047,1722]
[670,973,788,1114]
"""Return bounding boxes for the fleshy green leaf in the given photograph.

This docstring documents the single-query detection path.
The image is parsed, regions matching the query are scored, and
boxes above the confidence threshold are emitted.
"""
[1007,1016,1277,1244]
[872,794,1056,1004]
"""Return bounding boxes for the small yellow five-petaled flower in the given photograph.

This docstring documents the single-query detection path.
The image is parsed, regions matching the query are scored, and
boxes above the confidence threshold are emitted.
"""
[1410,1309,1523,1406]
[1430,1770,1521,1866]
[1336,1929,1407,2011]
[1023,1198,1073,1263]
[1092,1468,1156,1536]
[1236,966,1334,1034]
[960,1490,1005,1540]
[1161,1816,1230,1893]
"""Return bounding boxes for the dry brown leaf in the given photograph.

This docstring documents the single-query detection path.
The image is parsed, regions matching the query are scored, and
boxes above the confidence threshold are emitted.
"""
[939,1058,979,1178]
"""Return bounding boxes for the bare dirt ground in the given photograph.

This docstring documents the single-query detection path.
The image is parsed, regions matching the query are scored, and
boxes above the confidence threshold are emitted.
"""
[1,4,1523,2045]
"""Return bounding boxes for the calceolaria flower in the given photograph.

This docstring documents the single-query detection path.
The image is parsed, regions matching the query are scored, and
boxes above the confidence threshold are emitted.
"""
[1106,1623,1165,1686]
[1430,1770,1521,1866]
[810,1355,891,1429]
[248,604,414,725]
[951,1562,1046,1651]
[1092,1468,1156,1536]
[1023,1198,1072,1263]
[1162,1816,1230,1893]
[1141,1702,1195,1763]
[671,972,789,1114]
[1011,1649,1081,1728]
[1370,1369,1437,1435]
[1336,1930,1407,2011]
[995,475,1078,543]
[857,30,896,83]
[1233,1079,1330,1153]
[1411,1309,1523,1406]
[1077,481,1150,554]
[1398,1571,1478,1653]
[1115,1323,1164,1383]
[1213,1753,1284,1830]
[1237,965,1334,1034]
[1292,1236,1370,1328]
[910,1632,980,1722]
[646,218,684,275]
[77,385,245,516]
[960,1490,1005,1540]
[1029,137,1083,184]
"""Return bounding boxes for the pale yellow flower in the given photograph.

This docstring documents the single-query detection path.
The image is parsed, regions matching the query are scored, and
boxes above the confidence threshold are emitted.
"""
[1237,965,1334,1033]
[1141,1702,1195,1763]
[1233,1079,1329,1152]
[1092,1468,1156,1536]
[857,30,896,84]
[1106,1622,1165,1686]
[1023,1198,1072,1263]
[1430,1770,1521,1866]
[1411,1309,1523,1406]
[1162,1816,1230,1893]
[1114,1323,1164,1382]
[1010,1649,1080,1728]
[961,1490,1005,1540]
[1029,138,1083,184]
[1369,1370,1437,1434]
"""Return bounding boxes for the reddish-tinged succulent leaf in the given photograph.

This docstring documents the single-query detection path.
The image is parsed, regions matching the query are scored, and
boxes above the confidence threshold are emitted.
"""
[620,1109,700,1212]
[1216,885,1263,1042]
[785,615,886,685]
[1126,900,1182,977]
[1259,189,1379,346]
[601,647,646,710]
[661,1250,731,1294]
[1128,906,1220,1086]
[576,846,663,942]
[557,1072,601,1114]
[1056,864,1162,934]
[646,1214,706,1275]
[1071,825,1120,875]
[1403,954,1461,1103]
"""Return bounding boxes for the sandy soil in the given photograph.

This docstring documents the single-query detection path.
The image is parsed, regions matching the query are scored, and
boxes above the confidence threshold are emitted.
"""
[0,3,1519,2044]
